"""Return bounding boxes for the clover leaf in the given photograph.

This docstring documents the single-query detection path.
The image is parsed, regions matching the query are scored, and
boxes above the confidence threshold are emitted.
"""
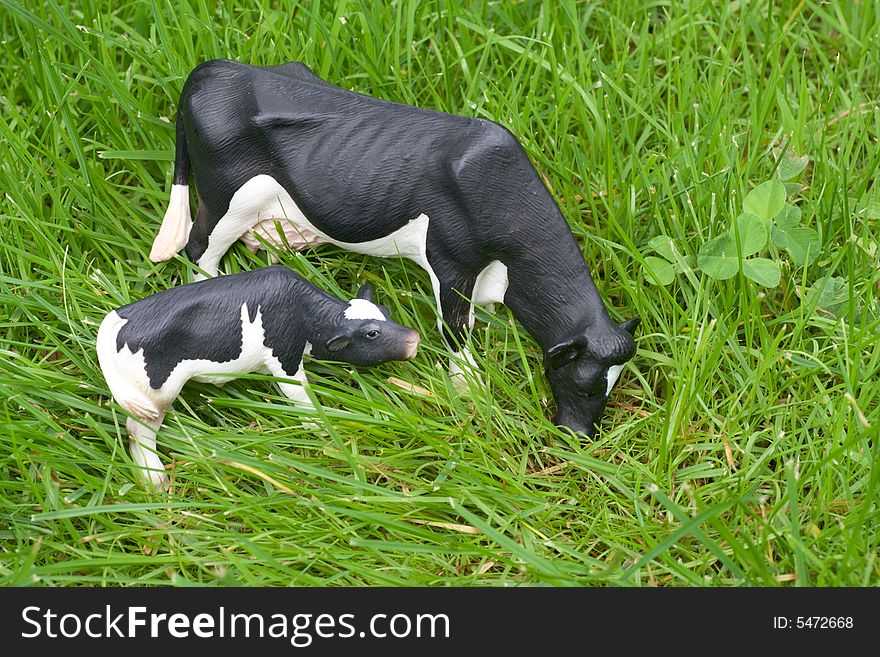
[743,180,786,221]
[742,257,781,287]
[697,233,739,280]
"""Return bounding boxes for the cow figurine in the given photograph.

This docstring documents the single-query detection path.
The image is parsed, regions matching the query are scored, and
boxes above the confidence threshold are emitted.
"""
[149,59,640,436]
[97,266,420,488]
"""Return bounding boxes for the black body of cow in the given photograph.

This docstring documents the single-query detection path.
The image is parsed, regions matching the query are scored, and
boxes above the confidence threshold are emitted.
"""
[164,59,639,435]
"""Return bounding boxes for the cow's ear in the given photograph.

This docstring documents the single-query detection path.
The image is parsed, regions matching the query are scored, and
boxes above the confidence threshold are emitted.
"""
[326,334,352,353]
[546,338,584,369]
[619,317,641,335]
[356,283,374,302]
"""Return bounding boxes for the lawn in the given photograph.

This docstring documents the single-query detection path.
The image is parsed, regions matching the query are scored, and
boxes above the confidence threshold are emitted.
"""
[0,0,877,586]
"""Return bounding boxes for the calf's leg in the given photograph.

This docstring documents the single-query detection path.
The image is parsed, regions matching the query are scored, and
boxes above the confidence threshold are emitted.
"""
[264,356,317,429]
[127,413,168,490]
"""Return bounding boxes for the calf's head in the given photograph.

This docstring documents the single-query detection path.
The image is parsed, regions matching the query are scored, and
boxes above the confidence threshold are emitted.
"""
[544,317,640,436]
[314,284,420,365]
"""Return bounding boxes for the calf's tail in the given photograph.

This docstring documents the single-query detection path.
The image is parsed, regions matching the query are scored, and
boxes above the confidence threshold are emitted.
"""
[96,311,162,423]
[150,107,193,262]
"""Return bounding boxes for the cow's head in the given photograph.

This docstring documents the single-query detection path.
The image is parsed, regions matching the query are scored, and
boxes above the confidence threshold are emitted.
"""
[544,317,640,436]
[313,283,421,365]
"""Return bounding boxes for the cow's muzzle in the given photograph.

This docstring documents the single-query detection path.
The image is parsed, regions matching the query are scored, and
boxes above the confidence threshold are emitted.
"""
[554,395,608,438]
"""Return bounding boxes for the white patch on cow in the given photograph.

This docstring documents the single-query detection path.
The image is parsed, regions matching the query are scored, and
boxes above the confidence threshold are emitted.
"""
[195,176,441,294]
[605,364,624,396]
[97,304,315,486]
[470,260,508,327]
[150,184,192,263]
[344,298,386,321]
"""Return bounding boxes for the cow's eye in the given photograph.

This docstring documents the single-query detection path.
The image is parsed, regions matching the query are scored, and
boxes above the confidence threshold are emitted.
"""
[366,329,380,339]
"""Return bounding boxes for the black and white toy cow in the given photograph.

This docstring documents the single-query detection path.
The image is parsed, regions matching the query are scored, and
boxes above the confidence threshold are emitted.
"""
[97,266,420,487]
[149,59,640,436]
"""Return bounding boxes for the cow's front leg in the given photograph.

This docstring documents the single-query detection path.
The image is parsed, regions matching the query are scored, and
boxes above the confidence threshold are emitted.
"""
[435,271,482,390]
[127,413,168,491]
[264,355,312,407]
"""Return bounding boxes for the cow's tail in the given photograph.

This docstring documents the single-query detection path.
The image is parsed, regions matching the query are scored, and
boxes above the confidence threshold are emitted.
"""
[150,107,193,262]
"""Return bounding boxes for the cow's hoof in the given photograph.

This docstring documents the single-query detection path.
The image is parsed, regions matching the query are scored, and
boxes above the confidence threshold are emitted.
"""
[448,357,483,393]
[449,370,470,394]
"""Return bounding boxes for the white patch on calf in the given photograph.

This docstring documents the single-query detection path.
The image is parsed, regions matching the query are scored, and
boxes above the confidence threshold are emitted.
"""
[605,364,624,396]
[99,304,273,413]
[183,304,272,388]
[344,298,386,321]
[150,184,192,263]
[97,311,161,421]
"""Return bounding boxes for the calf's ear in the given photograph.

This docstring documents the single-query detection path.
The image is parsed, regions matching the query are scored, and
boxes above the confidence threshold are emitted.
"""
[356,283,374,302]
[326,334,352,353]
[619,317,641,335]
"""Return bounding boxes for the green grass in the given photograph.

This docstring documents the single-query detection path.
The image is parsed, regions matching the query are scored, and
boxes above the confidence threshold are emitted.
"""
[1,0,878,586]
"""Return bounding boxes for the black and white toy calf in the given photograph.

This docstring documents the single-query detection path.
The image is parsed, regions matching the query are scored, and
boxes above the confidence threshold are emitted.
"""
[97,266,420,488]
[150,58,640,436]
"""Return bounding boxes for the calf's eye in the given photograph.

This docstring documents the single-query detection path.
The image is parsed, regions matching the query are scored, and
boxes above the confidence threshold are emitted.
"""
[366,329,380,339]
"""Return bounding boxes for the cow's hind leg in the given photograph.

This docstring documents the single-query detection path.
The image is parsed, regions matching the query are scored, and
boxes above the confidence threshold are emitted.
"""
[187,200,254,281]
[188,205,250,281]
[189,177,295,280]
[127,413,168,491]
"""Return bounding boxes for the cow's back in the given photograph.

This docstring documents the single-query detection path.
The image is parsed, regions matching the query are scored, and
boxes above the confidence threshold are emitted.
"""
[179,60,486,243]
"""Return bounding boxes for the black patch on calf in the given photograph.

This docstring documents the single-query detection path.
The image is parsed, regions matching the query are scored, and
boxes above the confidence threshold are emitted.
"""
[116,267,332,388]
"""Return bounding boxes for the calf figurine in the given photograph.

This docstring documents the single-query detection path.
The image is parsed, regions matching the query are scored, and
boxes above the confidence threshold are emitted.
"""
[97,266,420,488]
[150,59,640,436]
